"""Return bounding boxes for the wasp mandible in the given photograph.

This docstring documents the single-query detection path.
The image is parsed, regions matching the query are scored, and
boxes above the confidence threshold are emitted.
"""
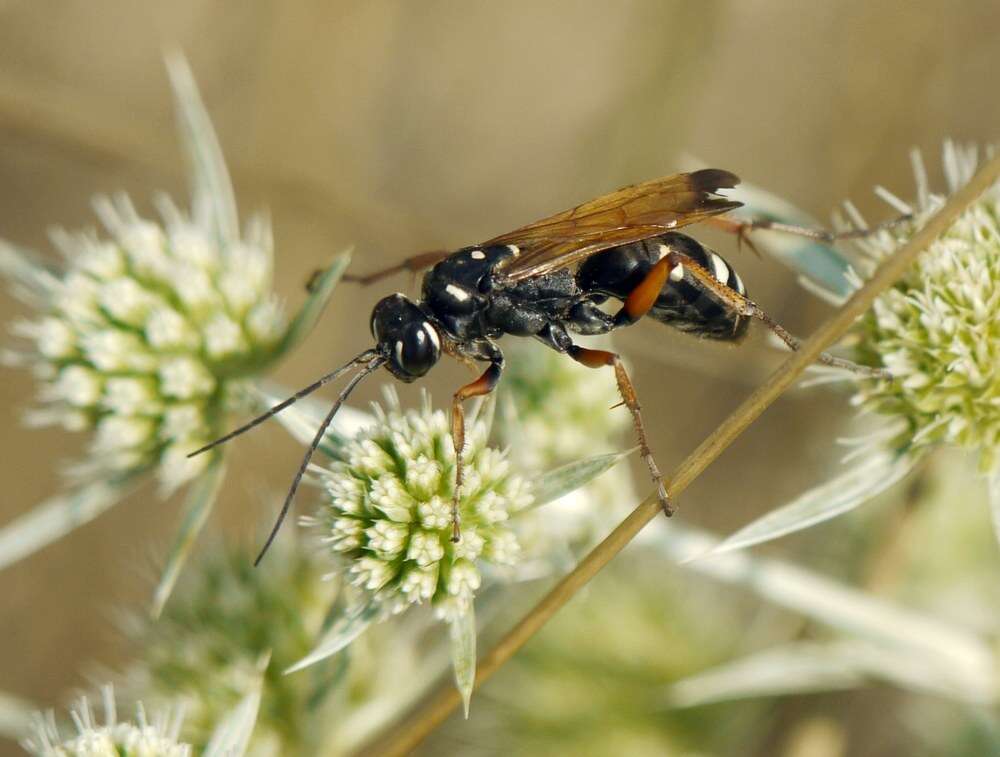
[190,169,897,564]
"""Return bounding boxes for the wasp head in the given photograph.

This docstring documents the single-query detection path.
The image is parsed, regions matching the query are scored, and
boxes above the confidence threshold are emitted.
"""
[371,293,442,382]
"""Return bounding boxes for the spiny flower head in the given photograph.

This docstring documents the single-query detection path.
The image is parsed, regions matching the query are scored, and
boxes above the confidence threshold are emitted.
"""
[846,143,1000,471]
[23,686,190,757]
[124,539,336,754]
[0,62,287,494]
[309,389,532,621]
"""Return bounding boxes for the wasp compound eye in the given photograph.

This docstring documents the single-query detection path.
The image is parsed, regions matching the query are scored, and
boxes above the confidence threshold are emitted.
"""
[370,293,410,340]
[394,321,441,378]
[370,294,441,381]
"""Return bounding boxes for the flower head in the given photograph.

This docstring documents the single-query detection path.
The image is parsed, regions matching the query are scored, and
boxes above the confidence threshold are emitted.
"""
[23,686,190,757]
[309,389,532,621]
[707,143,1000,556]
[124,538,336,754]
[0,62,288,494]
[124,532,446,755]
[843,143,1000,471]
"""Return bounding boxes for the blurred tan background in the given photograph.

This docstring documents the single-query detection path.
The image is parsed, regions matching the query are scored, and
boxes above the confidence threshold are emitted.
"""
[0,1,998,754]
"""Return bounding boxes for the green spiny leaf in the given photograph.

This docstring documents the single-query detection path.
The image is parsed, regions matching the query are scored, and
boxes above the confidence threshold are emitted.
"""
[0,473,143,573]
[450,606,477,718]
[530,448,636,508]
[285,599,380,674]
[151,456,227,617]
[274,250,352,361]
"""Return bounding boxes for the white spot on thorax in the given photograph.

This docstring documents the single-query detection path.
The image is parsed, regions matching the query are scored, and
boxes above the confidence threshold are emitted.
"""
[507,244,520,256]
[669,264,685,282]
[708,252,730,284]
[470,249,486,260]
[657,244,669,259]
[445,284,470,302]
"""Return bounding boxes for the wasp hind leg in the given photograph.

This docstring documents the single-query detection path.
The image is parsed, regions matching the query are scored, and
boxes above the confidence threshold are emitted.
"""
[665,252,891,379]
[450,346,505,542]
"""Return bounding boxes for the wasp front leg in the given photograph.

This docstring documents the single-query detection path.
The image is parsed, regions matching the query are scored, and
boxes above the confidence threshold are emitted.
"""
[450,343,505,542]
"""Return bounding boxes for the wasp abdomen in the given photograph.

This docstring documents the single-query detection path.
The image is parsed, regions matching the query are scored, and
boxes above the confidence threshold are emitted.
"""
[576,232,749,341]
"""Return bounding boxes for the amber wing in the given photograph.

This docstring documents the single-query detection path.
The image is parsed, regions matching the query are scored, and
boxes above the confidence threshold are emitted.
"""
[485,169,741,282]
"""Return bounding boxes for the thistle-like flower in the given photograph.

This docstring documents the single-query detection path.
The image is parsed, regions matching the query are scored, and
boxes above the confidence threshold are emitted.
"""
[3,196,286,493]
[0,58,345,583]
[259,381,628,715]
[847,143,1000,472]
[1,68,285,495]
[124,538,336,755]
[123,535,440,755]
[23,687,191,757]
[309,389,532,622]
[709,142,1000,555]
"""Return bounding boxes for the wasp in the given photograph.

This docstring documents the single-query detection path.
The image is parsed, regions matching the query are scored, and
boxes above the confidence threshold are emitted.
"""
[190,169,896,564]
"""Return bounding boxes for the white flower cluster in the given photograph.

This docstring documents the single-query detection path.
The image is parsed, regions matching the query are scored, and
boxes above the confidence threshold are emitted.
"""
[23,687,190,757]
[846,143,1000,471]
[126,538,335,754]
[311,391,532,621]
[2,197,286,493]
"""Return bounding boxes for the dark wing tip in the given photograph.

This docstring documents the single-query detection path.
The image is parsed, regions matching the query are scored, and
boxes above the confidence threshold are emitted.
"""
[688,168,741,192]
[687,168,741,213]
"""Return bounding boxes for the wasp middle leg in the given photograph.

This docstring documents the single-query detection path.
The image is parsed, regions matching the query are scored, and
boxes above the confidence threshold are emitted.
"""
[539,257,679,515]
[568,344,671,516]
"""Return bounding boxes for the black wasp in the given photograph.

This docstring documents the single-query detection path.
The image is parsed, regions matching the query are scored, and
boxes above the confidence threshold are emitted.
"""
[190,169,893,564]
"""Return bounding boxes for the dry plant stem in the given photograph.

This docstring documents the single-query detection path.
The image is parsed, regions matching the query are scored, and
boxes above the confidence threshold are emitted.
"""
[361,157,1000,757]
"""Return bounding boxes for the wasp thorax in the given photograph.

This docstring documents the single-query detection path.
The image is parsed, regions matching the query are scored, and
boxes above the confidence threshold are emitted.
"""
[371,293,441,381]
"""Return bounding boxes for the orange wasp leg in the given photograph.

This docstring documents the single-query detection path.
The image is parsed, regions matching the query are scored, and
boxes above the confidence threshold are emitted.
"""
[450,356,504,542]
[568,344,672,517]
[568,256,677,515]
[612,254,674,327]
[566,258,676,513]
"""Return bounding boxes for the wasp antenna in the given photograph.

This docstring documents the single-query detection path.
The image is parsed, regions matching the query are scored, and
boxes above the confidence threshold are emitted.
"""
[254,354,385,566]
[187,348,379,459]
